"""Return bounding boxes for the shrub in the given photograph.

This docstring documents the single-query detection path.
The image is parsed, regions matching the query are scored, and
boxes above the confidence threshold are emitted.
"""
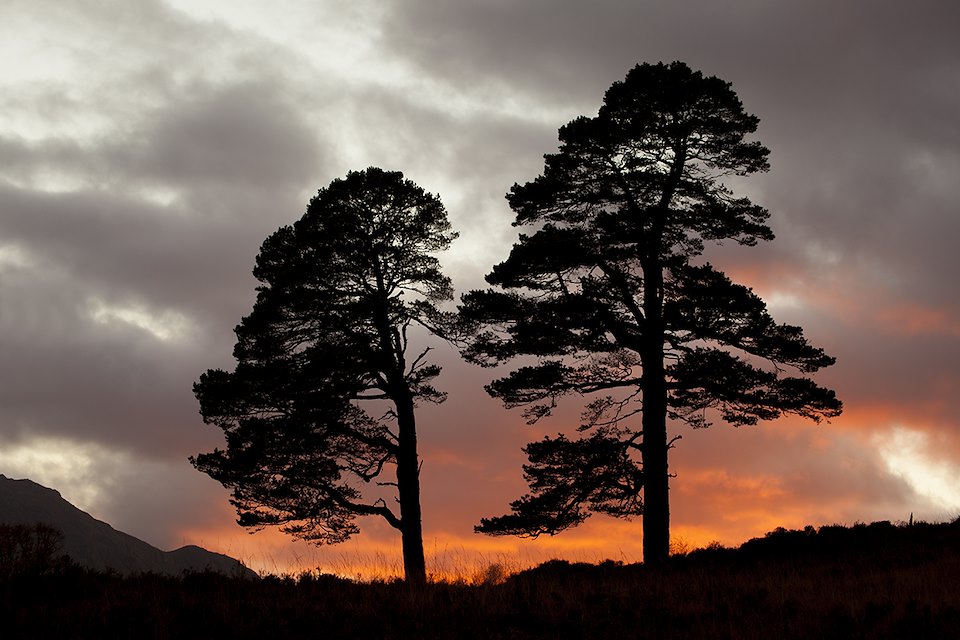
[0,523,69,579]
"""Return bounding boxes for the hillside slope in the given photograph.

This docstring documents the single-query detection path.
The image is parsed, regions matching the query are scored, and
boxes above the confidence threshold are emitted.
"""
[0,474,254,577]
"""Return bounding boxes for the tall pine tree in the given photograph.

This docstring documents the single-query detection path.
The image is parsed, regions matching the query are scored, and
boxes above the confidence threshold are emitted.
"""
[461,62,841,564]
[193,168,457,585]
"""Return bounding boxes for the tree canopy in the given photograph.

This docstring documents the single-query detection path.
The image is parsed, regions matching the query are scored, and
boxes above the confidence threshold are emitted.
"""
[192,167,457,585]
[461,62,842,564]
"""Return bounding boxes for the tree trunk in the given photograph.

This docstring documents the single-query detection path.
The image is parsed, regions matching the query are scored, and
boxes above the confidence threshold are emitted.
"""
[370,269,427,586]
[640,296,670,564]
[395,391,427,586]
[641,382,670,565]
[640,231,670,566]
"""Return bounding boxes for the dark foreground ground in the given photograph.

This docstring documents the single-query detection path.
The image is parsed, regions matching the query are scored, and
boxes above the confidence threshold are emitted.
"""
[3,519,960,639]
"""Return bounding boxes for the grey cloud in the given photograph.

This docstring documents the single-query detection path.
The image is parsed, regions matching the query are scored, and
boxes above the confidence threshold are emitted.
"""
[382,0,653,108]
[382,0,960,287]
[0,271,216,457]
[346,84,555,184]
[380,0,960,330]
[0,84,328,211]
[322,82,560,288]
[0,15,331,463]
[93,464,236,549]
[0,178,324,459]
[0,137,87,180]
[113,82,326,192]
[382,0,960,114]
[0,184,263,324]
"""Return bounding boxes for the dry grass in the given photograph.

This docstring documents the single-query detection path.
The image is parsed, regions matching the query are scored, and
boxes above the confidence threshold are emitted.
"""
[3,518,959,639]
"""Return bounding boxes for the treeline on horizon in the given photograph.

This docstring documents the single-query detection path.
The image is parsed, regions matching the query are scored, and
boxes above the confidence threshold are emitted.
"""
[2,518,959,639]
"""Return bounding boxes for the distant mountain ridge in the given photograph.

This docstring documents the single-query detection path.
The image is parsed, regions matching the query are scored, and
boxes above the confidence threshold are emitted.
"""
[0,474,255,577]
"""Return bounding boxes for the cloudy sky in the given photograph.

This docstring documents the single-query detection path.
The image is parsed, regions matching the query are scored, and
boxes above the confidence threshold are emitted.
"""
[2,0,959,577]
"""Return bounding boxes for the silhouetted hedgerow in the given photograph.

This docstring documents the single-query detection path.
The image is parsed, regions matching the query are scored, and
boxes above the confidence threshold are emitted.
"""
[2,519,959,639]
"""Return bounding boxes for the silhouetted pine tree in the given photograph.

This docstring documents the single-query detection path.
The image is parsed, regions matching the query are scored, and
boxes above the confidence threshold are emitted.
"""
[461,62,842,565]
[193,168,457,585]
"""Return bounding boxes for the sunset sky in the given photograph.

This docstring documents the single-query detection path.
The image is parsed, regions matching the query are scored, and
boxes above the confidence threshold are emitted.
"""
[2,0,959,577]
